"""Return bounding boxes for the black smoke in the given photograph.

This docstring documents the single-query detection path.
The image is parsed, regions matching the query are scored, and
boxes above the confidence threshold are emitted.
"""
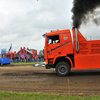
[71,0,100,28]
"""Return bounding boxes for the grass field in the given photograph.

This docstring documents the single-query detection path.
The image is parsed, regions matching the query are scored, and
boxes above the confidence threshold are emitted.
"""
[11,61,43,65]
[0,91,99,100]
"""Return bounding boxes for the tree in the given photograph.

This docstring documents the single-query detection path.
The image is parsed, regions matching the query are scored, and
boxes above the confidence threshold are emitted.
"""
[39,50,44,56]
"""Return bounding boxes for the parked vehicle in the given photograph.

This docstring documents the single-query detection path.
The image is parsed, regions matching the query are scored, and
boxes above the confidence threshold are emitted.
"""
[0,58,11,65]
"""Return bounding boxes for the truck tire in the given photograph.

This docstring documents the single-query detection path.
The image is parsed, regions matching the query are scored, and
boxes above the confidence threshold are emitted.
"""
[0,62,2,65]
[56,62,70,76]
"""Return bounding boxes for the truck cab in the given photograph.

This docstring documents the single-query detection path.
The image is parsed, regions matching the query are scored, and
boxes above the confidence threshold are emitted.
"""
[44,29,74,76]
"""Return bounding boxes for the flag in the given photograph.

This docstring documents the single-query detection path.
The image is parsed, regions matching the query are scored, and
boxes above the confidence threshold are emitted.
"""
[42,34,45,38]
[8,43,12,52]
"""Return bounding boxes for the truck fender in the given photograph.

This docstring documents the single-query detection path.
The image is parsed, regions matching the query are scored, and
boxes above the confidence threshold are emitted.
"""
[66,57,73,70]
[53,55,66,65]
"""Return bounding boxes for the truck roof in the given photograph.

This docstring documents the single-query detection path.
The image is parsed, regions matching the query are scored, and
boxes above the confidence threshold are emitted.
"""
[46,29,71,36]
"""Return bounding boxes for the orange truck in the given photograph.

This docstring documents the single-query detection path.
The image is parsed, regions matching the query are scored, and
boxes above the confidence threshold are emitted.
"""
[43,28,100,76]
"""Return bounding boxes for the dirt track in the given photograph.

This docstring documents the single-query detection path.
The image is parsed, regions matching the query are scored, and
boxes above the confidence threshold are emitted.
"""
[0,64,100,96]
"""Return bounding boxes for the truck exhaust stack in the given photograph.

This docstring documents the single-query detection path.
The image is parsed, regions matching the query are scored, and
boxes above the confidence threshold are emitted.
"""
[75,28,79,53]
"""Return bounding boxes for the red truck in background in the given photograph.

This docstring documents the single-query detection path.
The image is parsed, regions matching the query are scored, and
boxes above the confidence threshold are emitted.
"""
[44,28,100,76]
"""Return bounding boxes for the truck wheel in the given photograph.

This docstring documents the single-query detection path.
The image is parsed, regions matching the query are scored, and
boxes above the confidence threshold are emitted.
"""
[0,63,2,65]
[56,62,70,76]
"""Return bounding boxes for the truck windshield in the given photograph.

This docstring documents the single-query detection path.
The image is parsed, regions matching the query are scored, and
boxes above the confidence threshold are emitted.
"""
[47,35,60,44]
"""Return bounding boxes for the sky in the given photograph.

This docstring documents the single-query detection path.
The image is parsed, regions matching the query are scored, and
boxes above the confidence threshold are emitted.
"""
[0,0,100,53]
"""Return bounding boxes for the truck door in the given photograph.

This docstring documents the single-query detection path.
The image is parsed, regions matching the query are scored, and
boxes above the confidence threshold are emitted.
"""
[47,35,61,58]
[61,33,73,54]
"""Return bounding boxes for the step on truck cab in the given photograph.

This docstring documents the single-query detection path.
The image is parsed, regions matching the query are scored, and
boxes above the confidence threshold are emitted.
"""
[44,28,100,76]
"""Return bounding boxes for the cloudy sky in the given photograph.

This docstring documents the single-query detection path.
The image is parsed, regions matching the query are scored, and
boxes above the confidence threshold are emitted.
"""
[0,0,100,53]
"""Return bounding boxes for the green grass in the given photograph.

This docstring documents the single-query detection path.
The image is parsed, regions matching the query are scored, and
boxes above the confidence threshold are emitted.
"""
[0,91,99,100]
[11,61,43,65]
